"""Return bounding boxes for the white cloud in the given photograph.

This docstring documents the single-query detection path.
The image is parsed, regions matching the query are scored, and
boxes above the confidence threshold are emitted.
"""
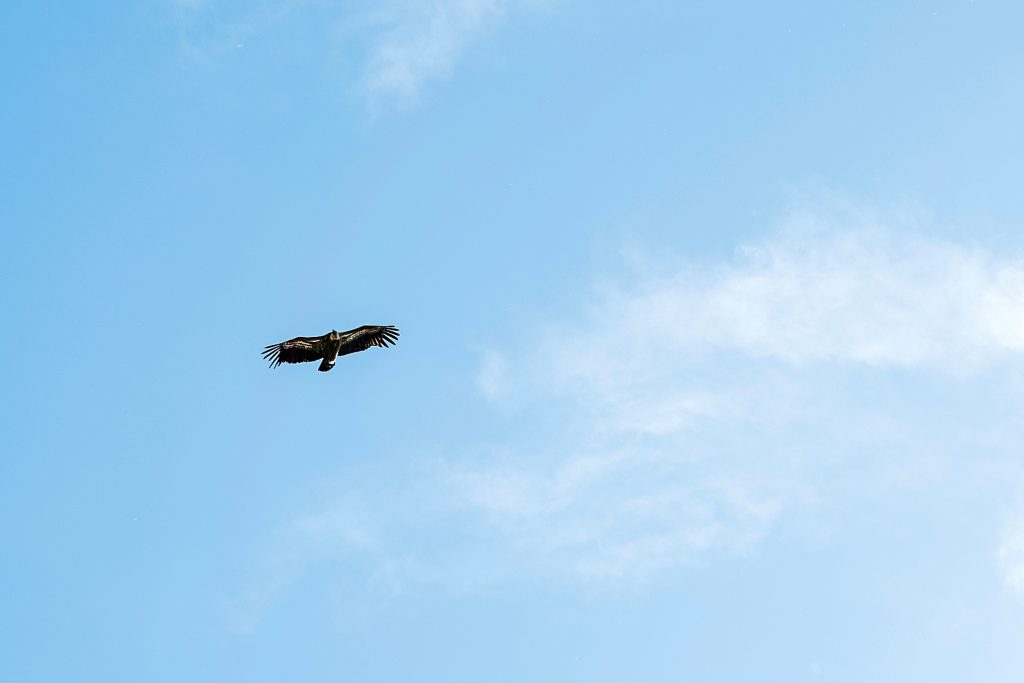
[1001,518,1024,598]
[537,225,1024,396]
[482,213,1024,444]
[474,350,511,402]
[360,0,546,104]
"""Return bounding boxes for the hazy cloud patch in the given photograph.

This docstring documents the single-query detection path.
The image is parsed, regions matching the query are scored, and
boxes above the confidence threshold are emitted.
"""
[361,0,504,103]
[1001,515,1024,598]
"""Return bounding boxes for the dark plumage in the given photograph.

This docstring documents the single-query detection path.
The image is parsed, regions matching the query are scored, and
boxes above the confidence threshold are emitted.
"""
[262,325,399,372]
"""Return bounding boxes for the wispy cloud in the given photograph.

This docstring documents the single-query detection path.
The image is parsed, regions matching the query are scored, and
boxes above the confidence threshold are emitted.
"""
[534,221,1024,393]
[479,207,1024,436]
[359,0,546,105]
[1000,502,1024,599]
[226,500,380,632]
[447,450,791,581]
[1000,529,1024,597]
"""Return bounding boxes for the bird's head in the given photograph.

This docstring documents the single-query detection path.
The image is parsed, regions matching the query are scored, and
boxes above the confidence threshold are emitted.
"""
[329,329,340,341]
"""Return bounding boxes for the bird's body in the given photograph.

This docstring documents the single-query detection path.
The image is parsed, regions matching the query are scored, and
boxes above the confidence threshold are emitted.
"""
[262,325,399,371]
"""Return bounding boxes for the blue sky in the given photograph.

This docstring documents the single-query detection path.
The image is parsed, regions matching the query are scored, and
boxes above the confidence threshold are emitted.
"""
[3,0,1024,680]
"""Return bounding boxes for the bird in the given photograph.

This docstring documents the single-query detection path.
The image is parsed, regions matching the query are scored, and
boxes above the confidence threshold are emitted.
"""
[262,325,399,372]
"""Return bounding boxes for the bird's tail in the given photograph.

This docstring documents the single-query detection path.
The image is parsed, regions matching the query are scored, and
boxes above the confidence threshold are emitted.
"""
[318,358,335,372]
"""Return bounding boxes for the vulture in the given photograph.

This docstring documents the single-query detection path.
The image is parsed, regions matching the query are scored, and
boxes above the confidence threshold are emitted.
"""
[262,325,399,372]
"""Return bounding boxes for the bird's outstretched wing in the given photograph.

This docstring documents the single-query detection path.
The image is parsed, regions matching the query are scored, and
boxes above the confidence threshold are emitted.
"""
[262,334,331,368]
[337,325,400,356]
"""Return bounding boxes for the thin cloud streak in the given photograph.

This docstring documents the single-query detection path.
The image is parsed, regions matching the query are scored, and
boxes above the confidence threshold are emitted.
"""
[1001,515,1024,598]
[170,0,551,106]
[360,0,548,104]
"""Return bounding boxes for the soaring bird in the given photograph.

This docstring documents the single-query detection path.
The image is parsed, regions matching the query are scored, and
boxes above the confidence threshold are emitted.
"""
[262,325,399,372]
